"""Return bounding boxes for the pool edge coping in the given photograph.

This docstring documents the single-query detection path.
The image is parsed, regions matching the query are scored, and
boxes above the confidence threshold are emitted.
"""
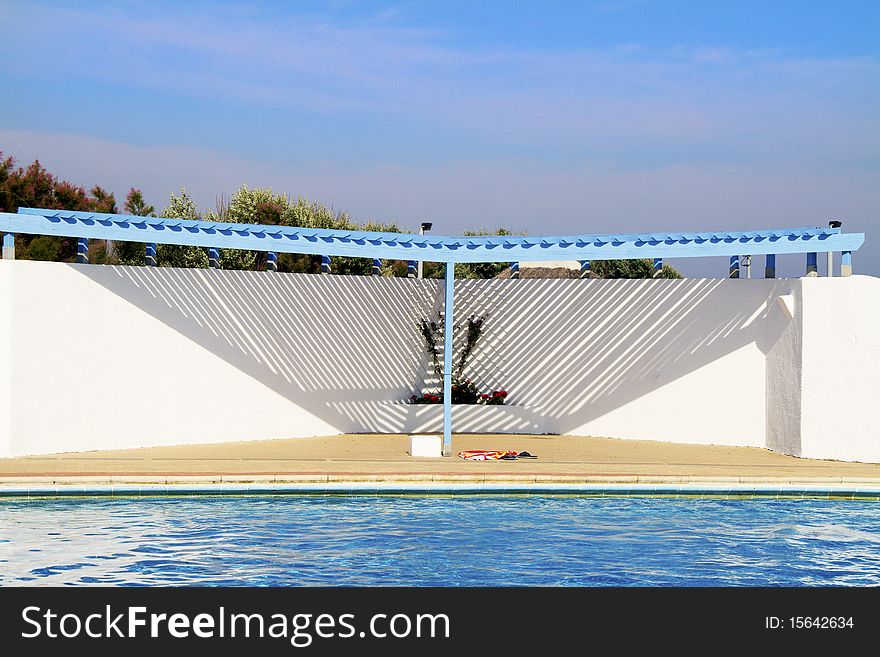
[2,479,880,498]
[4,474,880,484]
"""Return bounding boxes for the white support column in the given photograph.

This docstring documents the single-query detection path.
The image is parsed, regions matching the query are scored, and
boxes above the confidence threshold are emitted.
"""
[841,251,852,277]
[442,260,455,456]
[1,233,14,260]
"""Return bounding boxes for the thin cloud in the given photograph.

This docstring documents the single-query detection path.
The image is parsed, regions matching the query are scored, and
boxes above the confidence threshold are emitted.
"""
[5,2,878,159]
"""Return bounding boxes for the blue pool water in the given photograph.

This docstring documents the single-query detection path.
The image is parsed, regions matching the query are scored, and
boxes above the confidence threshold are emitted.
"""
[1,496,880,586]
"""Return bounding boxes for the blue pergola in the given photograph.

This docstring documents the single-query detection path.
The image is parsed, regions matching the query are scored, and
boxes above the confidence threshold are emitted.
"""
[0,207,865,455]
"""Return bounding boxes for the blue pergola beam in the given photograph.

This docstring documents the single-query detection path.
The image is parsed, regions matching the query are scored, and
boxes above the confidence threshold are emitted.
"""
[1,209,865,265]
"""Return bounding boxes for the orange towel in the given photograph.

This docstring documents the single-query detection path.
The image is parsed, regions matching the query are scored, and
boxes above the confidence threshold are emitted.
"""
[457,450,518,461]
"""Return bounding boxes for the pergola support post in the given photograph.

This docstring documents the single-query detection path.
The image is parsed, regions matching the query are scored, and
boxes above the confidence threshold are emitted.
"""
[1,233,14,259]
[764,253,776,278]
[579,260,590,278]
[407,260,417,278]
[841,251,852,277]
[266,251,277,271]
[208,248,220,269]
[729,255,739,278]
[372,258,382,276]
[321,255,331,274]
[442,260,455,456]
[806,252,818,276]
[145,243,157,267]
[510,262,520,279]
[653,258,663,277]
[76,238,89,264]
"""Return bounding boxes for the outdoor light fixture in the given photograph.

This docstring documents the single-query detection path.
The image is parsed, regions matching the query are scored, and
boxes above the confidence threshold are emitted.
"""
[828,221,843,276]
[418,222,433,278]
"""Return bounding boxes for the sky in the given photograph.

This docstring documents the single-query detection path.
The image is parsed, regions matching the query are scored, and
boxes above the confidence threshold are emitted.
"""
[1,0,878,277]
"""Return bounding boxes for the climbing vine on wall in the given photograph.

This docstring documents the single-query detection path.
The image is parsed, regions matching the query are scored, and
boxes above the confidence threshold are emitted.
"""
[411,313,507,404]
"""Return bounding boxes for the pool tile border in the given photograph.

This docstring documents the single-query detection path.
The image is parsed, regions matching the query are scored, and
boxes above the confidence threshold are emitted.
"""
[1,480,880,499]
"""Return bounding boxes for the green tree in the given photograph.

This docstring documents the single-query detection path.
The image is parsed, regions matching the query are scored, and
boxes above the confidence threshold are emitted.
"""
[451,228,517,279]
[226,185,289,224]
[87,185,119,263]
[219,187,404,274]
[88,185,117,214]
[590,259,682,279]
[333,218,402,276]
[211,185,293,270]
[158,188,209,268]
[86,188,118,270]
[23,236,60,261]
[0,153,14,212]
[125,188,154,216]
[0,153,119,261]
[114,188,155,265]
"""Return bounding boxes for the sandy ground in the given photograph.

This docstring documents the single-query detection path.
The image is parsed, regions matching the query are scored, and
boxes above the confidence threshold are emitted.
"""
[2,434,880,484]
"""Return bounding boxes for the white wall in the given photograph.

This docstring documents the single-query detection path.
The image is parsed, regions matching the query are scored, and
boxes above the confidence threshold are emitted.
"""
[799,276,880,462]
[453,277,800,447]
[0,261,12,456]
[765,283,804,457]
[1,260,878,462]
[0,260,438,456]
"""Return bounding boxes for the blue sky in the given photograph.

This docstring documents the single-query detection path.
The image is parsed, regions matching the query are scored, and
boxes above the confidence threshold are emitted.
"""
[1,0,878,276]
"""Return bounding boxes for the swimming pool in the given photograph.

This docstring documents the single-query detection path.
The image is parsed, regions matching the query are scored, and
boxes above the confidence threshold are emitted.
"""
[2,496,879,586]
